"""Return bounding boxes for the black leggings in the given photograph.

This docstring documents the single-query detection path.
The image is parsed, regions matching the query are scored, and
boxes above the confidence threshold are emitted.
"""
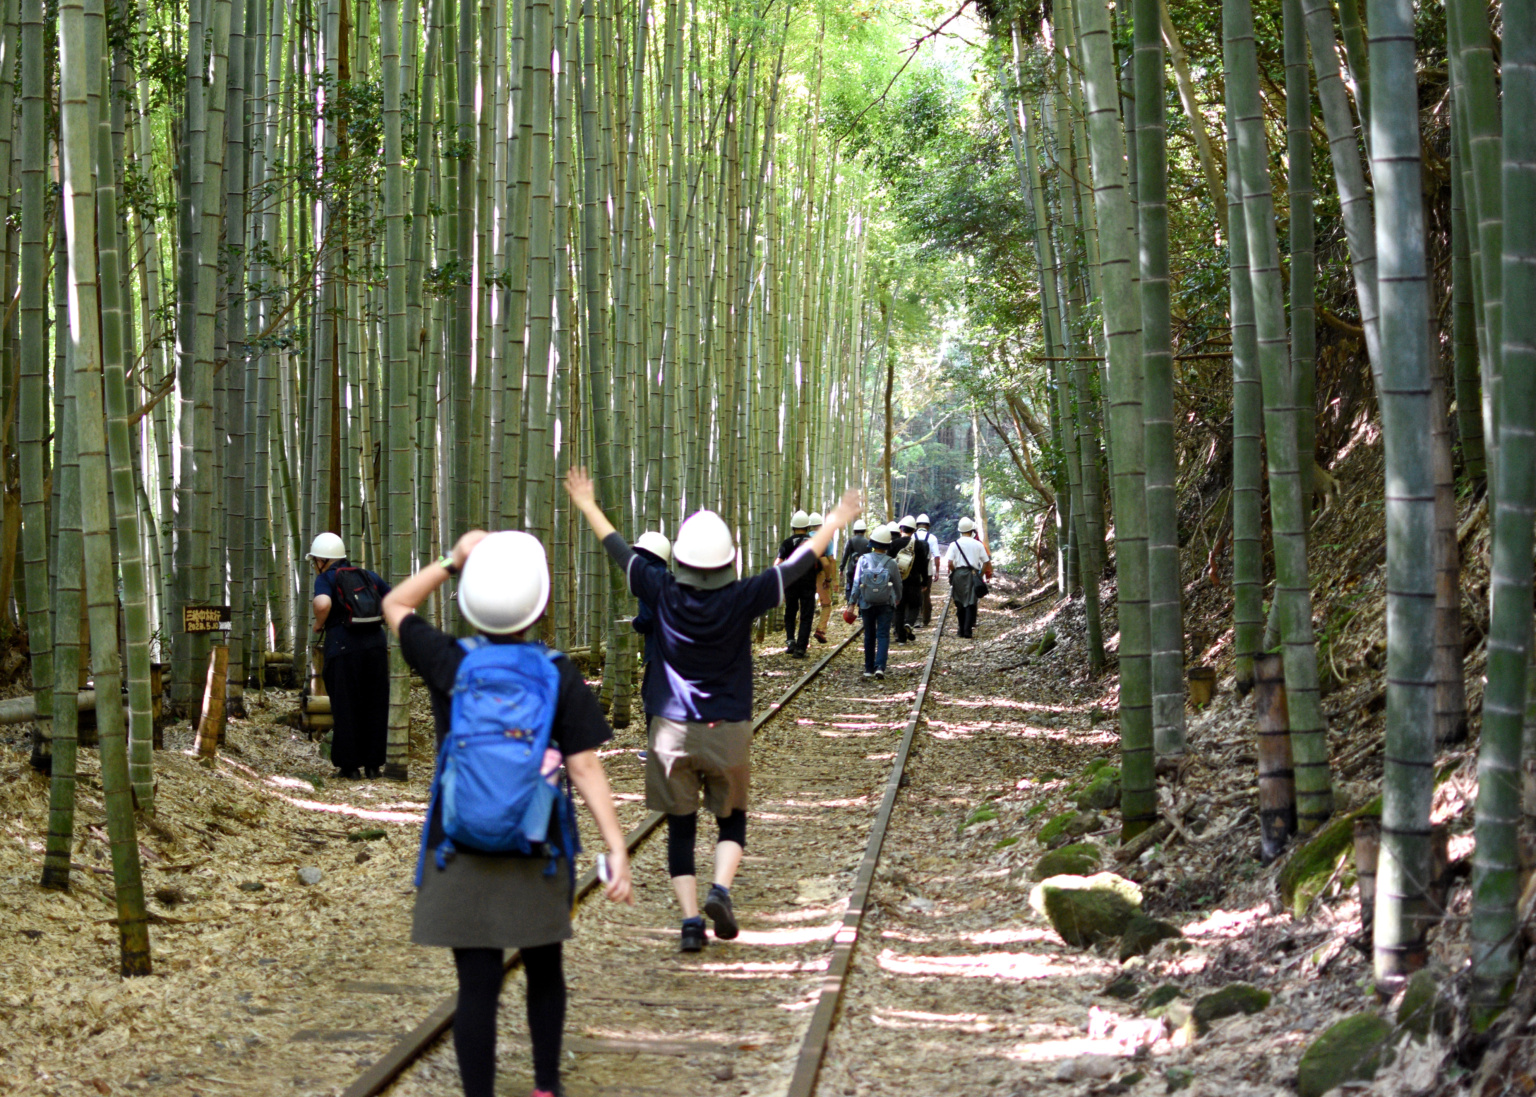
[452,944,565,1097]
[666,810,748,878]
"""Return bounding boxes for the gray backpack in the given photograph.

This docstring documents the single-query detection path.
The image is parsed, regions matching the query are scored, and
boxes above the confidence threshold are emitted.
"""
[855,554,895,607]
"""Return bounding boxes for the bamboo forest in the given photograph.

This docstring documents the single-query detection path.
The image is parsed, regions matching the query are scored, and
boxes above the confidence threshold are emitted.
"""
[4,0,1536,1091]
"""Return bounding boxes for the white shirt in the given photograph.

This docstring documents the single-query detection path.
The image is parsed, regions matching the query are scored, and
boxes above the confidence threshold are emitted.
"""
[945,536,990,570]
[915,530,941,577]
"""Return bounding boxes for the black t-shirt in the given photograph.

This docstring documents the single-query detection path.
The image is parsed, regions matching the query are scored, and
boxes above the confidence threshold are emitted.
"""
[313,561,392,658]
[777,534,817,597]
[605,532,814,722]
[398,614,613,756]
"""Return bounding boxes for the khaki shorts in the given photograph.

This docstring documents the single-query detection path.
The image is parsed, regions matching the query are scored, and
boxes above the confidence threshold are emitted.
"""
[645,716,752,817]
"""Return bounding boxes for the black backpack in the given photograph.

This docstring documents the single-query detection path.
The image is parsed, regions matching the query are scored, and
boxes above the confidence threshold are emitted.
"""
[332,567,384,628]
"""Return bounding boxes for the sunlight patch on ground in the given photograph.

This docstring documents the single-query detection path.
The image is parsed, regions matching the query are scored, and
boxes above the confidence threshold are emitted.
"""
[731,924,838,946]
[999,1035,1134,1063]
[877,926,1059,946]
[875,947,1082,981]
[697,959,829,975]
[1180,904,1278,940]
[871,1008,1022,1033]
[269,793,424,823]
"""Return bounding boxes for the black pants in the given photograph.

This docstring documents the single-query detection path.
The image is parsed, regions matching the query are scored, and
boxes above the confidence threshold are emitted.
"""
[784,592,816,651]
[957,602,979,638]
[920,583,933,627]
[322,644,389,771]
[898,581,924,640]
[453,944,565,1097]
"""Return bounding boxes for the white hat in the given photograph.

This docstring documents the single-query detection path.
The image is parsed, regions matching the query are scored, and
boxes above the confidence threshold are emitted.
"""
[308,532,346,560]
[808,511,824,528]
[634,530,672,563]
[852,518,868,533]
[790,510,811,530]
[917,513,931,526]
[899,515,916,531]
[673,510,737,589]
[458,531,550,635]
[958,517,976,534]
[870,524,893,545]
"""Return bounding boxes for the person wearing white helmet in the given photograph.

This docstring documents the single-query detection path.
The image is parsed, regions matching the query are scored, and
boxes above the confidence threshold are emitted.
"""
[851,524,903,679]
[307,532,393,779]
[382,529,634,1097]
[630,531,672,732]
[806,511,839,644]
[565,468,861,952]
[775,510,818,657]
[840,517,872,601]
[892,515,930,645]
[914,514,940,628]
[945,517,994,639]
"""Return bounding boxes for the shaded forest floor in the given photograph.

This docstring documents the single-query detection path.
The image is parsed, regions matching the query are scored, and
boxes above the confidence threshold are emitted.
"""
[2,421,1532,1095]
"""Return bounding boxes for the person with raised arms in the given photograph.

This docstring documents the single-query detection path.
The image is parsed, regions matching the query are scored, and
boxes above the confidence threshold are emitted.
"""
[566,469,861,952]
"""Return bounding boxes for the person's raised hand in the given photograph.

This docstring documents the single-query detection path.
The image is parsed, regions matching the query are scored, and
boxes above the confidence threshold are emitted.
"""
[564,468,598,510]
[829,488,863,528]
[452,529,490,571]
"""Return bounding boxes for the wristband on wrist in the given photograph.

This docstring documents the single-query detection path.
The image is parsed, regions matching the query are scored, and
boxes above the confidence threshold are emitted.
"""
[435,553,459,576]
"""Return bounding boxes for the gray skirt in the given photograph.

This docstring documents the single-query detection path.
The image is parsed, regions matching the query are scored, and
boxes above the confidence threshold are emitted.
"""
[412,851,573,949]
[951,566,979,608]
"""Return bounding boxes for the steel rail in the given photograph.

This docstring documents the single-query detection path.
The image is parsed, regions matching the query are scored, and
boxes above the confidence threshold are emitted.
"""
[784,592,952,1097]
[342,625,865,1097]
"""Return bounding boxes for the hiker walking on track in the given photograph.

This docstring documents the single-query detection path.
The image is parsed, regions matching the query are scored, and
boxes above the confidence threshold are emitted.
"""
[308,533,392,780]
[776,510,818,658]
[382,528,634,1097]
[566,468,861,952]
[853,524,902,679]
[841,518,871,601]
[946,517,993,639]
[808,511,839,644]
[914,514,940,627]
[892,516,928,645]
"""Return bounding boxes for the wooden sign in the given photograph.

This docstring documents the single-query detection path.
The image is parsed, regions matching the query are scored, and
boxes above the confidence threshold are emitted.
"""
[183,605,231,633]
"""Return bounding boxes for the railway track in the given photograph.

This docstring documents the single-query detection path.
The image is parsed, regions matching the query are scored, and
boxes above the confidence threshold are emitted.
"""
[348,588,952,1097]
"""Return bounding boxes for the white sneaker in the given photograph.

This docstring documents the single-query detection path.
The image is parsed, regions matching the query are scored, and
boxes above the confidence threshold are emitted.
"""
[874,669,885,680]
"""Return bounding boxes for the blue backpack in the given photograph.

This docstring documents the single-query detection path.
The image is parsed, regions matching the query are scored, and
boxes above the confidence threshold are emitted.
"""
[415,639,580,888]
[855,553,895,607]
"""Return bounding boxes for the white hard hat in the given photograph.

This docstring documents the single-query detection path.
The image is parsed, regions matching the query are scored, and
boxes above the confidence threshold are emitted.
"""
[674,509,736,570]
[852,519,867,533]
[917,513,931,526]
[458,531,550,635]
[870,524,893,545]
[958,517,976,534]
[308,532,346,560]
[634,530,672,564]
[808,511,824,528]
[790,510,811,530]
[899,515,916,531]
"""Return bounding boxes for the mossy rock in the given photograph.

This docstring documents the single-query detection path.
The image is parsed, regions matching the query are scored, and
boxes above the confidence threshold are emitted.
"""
[1101,972,1139,1000]
[1119,914,1183,962]
[1143,984,1186,1018]
[1396,969,1452,1041]
[1038,810,1103,849]
[1296,1013,1394,1097]
[1163,1066,1195,1093]
[1076,774,1122,811]
[1082,758,1116,779]
[1278,796,1382,918]
[1032,842,1102,880]
[1030,873,1143,947]
[1191,984,1271,1033]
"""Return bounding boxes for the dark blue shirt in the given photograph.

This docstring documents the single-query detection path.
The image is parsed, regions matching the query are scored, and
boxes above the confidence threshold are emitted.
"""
[603,532,817,723]
[313,560,392,659]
